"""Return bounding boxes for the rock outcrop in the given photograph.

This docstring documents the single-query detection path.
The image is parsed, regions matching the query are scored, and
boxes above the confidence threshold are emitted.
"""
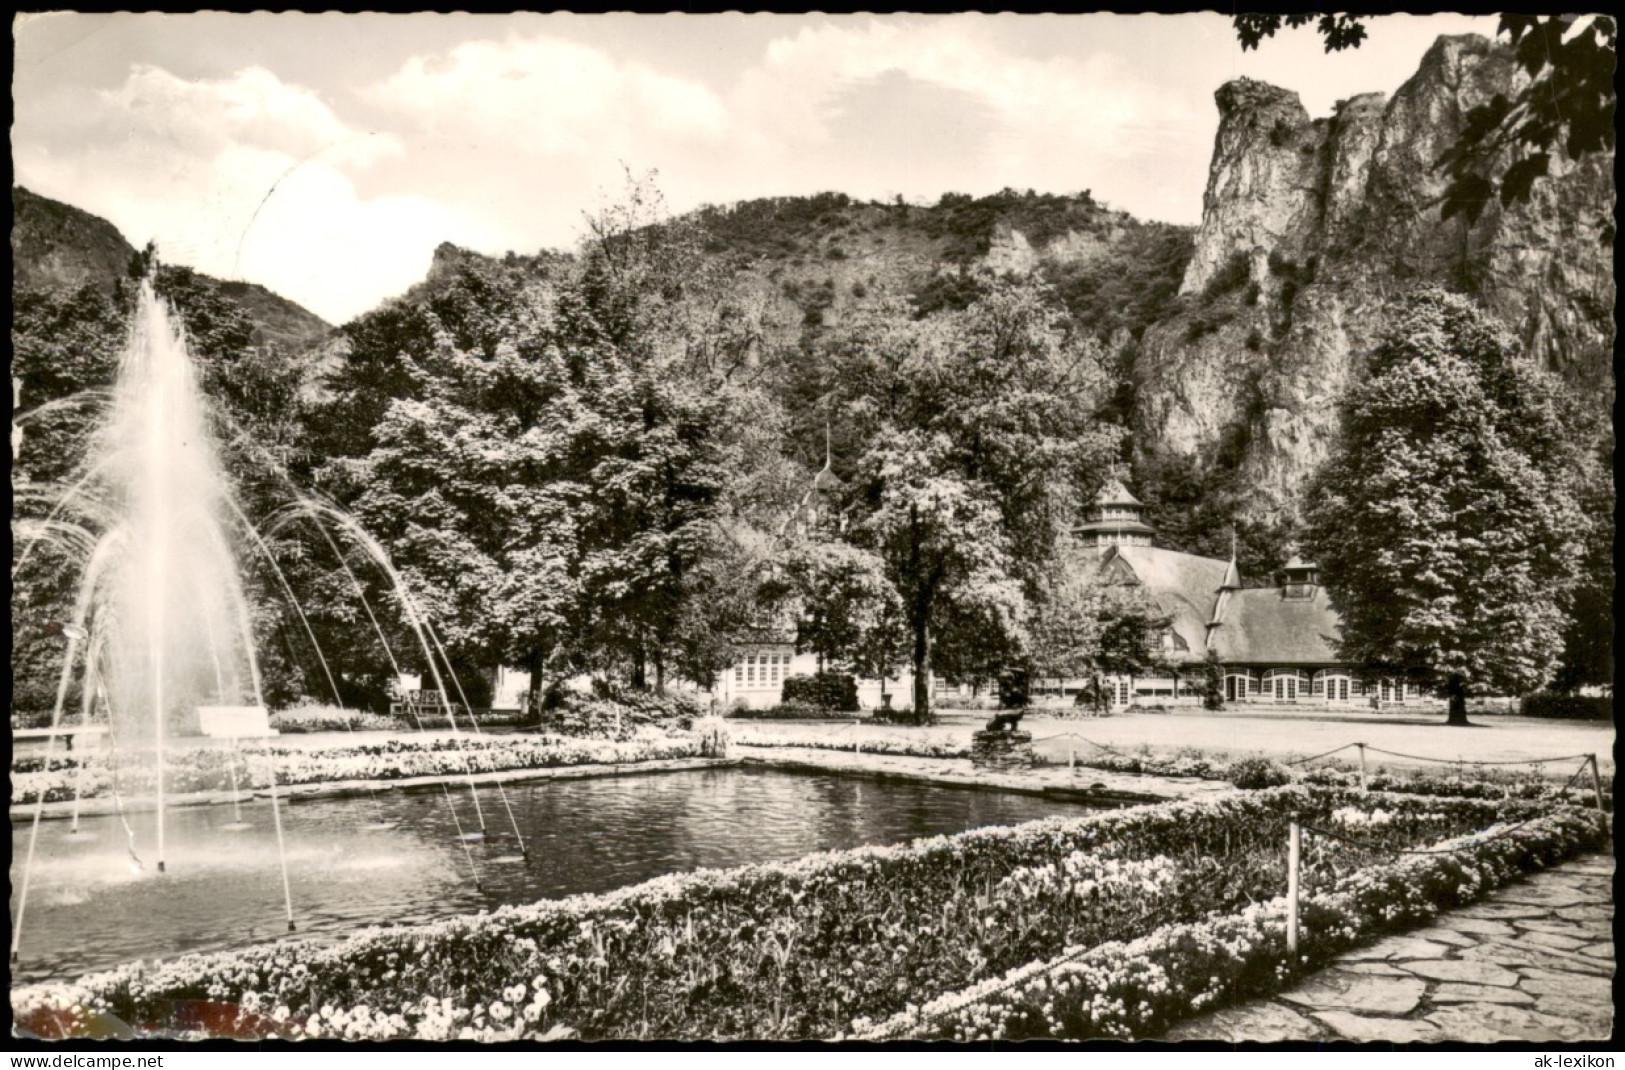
[1135,34,1614,529]
[12,186,135,294]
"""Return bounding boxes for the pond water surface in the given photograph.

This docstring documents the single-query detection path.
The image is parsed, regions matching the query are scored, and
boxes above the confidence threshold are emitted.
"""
[10,766,1107,984]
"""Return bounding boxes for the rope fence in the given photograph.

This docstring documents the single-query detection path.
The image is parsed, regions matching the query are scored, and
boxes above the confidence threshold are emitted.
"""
[1283,753,1606,953]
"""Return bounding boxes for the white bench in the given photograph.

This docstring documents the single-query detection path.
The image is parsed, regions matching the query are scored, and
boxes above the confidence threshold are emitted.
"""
[197,705,279,739]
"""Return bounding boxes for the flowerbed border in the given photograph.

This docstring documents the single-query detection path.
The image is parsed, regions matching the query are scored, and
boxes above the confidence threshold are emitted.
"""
[11,787,1568,1043]
[853,808,1608,1041]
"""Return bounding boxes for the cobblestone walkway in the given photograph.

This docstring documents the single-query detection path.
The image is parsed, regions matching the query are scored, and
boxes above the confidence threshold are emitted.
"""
[1167,851,1614,1043]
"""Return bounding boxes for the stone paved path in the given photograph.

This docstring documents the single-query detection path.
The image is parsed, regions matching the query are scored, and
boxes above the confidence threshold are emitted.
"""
[1166,850,1615,1043]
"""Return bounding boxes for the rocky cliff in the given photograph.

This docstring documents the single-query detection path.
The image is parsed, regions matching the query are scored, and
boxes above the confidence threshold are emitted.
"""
[1135,34,1614,529]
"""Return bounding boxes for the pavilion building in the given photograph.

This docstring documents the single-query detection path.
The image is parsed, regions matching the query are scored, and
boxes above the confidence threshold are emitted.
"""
[1077,480,1420,708]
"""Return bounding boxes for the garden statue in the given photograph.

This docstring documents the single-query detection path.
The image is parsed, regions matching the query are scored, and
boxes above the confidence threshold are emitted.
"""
[984,710,1025,733]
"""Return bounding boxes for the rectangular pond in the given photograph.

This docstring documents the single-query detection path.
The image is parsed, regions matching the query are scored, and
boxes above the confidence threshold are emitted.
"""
[10,766,1112,984]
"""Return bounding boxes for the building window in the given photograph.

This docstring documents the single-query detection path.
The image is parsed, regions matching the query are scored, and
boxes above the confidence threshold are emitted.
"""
[1316,671,1352,702]
[734,664,742,684]
[1225,673,1252,701]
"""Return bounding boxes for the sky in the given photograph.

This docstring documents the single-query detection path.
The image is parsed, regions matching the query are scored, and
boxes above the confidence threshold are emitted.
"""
[12,12,1497,324]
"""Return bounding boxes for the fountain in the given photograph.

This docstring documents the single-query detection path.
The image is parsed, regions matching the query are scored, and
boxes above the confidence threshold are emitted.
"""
[11,279,300,962]
[10,275,528,973]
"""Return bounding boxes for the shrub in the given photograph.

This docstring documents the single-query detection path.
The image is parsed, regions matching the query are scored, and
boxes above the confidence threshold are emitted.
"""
[1200,252,1250,301]
[1519,692,1613,721]
[1229,756,1293,789]
[1201,652,1225,711]
[693,716,730,758]
[1183,303,1237,342]
[780,673,859,712]
[539,691,700,739]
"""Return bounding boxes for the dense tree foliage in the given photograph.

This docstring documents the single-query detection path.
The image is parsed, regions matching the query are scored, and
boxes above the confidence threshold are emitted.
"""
[1303,289,1590,725]
[23,171,1605,727]
[816,281,1124,720]
[1551,432,1614,692]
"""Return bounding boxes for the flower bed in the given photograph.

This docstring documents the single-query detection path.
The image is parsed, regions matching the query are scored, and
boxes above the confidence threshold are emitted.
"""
[729,726,970,758]
[10,731,701,807]
[856,806,1606,1040]
[10,788,1565,1041]
[269,706,400,734]
[1298,764,1613,808]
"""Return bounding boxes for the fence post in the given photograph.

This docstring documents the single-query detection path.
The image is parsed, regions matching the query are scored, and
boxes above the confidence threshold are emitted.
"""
[1589,754,1605,816]
[1357,743,1367,793]
[1287,820,1301,958]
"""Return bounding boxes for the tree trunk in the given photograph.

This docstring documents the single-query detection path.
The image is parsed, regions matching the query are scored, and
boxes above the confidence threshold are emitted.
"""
[1445,674,1472,726]
[912,618,931,725]
[631,645,647,691]
[526,647,545,722]
[653,651,666,695]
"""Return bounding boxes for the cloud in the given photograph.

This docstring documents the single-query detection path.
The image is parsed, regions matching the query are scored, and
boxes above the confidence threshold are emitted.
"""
[367,36,729,157]
[13,62,501,322]
[101,63,401,168]
[729,19,1208,210]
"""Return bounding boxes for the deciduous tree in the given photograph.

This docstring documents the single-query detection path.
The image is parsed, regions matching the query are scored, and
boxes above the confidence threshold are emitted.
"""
[1303,289,1589,725]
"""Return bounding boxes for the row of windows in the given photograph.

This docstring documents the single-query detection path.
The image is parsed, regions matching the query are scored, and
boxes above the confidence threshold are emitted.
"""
[1220,670,1420,702]
[1091,533,1153,547]
[733,651,792,689]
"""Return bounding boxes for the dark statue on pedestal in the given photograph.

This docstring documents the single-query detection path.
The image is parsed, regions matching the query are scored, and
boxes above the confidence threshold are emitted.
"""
[984,710,1025,732]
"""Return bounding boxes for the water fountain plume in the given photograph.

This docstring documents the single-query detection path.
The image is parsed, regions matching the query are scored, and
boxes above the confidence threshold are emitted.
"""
[11,279,297,961]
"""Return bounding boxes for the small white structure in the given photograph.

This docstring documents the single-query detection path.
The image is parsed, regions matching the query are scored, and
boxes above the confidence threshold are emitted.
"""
[197,705,278,738]
[490,665,532,712]
[711,637,916,712]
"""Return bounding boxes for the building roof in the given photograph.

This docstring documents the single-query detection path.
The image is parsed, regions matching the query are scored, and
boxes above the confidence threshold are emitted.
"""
[1207,586,1342,665]
[1219,556,1242,590]
[1095,479,1142,508]
[1104,545,1233,659]
[1076,517,1159,536]
[1282,555,1318,573]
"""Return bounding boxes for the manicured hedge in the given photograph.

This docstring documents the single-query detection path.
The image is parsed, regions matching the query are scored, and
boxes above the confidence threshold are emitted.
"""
[12,788,1554,1042]
[725,703,866,721]
[1519,692,1613,721]
[780,673,859,712]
